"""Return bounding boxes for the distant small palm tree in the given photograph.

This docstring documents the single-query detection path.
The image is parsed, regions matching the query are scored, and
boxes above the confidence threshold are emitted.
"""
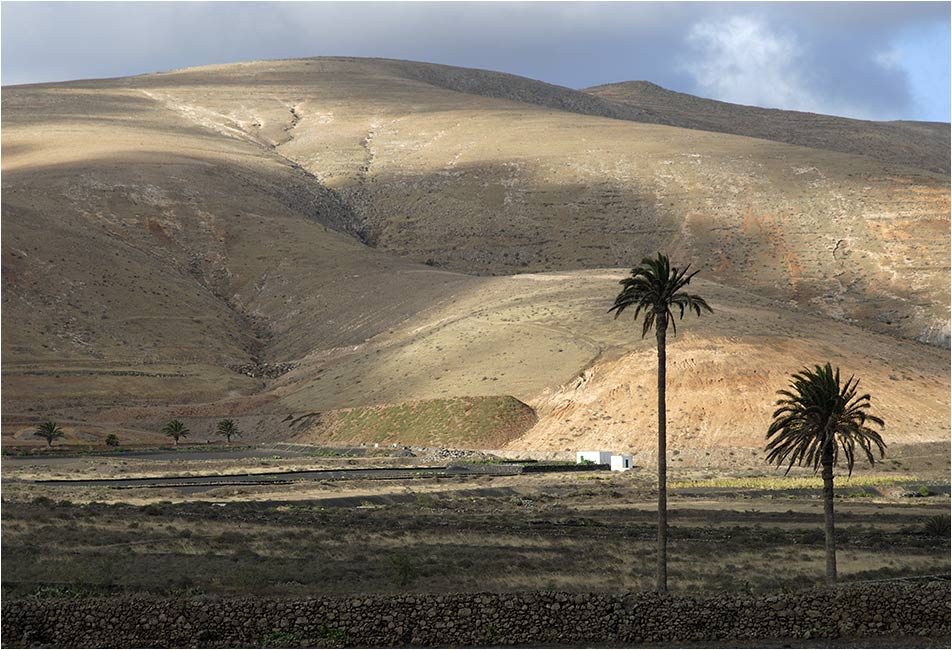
[216,419,241,444]
[34,421,65,448]
[162,419,190,447]
[766,363,885,585]
[609,252,712,592]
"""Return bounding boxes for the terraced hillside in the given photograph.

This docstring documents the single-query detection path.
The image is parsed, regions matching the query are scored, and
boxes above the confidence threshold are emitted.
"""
[2,57,948,451]
[102,57,949,344]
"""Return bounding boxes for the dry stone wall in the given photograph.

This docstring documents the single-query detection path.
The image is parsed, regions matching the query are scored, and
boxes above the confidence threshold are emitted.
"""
[3,581,948,648]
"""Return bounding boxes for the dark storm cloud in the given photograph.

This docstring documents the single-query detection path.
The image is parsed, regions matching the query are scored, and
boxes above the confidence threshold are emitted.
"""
[2,2,949,121]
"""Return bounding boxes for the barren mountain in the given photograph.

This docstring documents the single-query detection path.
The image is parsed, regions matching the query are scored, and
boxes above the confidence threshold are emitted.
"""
[586,80,950,175]
[2,57,948,452]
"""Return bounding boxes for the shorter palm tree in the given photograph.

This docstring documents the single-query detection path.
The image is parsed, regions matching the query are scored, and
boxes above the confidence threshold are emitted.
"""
[766,363,885,584]
[162,419,190,447]
[34,421,65,448]
[216,419,241,444]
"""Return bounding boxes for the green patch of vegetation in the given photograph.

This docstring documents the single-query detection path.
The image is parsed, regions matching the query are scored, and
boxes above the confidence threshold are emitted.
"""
[318,626,348,642]
[314,396,536,448]
[28,585,98,599]
[2,444,255,457]
[261,631,301,648]
[670,474,917,490]
[389,554,419,587]
[482,624,503,644]
[166,585,206,598]
[276,504,337,513]
[922,515,950,538]
[843,564,952,583]
[462,457,538,465]
[414,493,439,509]
[307,449,353,458]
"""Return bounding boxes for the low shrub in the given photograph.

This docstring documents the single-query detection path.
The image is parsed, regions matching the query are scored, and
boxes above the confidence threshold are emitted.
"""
[390,554,419,586]
[414,493,438,508]
[797,529,825,545]
[922,514,951,538]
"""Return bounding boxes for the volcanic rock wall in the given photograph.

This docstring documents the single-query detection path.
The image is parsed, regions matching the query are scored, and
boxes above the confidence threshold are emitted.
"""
[3,581,948,647]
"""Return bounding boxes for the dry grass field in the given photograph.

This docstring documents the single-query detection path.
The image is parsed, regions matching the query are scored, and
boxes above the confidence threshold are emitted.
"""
[1,445,948,599]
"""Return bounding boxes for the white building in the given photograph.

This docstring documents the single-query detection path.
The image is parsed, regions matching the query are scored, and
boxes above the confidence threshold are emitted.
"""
[610,454,633,472]
[576,450,633,472]
[576,451,612,465]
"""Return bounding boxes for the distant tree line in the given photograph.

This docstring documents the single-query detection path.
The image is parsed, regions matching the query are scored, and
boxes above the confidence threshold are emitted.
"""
[33,419,242,449]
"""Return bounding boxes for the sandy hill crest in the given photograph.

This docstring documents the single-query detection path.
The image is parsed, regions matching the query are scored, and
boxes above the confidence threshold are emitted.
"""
[585,79,950,174]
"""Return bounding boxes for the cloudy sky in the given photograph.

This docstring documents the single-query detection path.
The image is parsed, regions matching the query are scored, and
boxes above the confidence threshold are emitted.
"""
[2,1,949,122]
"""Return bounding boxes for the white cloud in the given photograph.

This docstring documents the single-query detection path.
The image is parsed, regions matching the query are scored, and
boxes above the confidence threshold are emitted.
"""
[2,3,942,120]
[682,15,869,118]
[874,46,904,71]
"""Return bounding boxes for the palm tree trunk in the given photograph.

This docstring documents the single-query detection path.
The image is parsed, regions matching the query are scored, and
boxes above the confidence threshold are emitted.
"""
[821,445,837,585]
[656,312,668,592]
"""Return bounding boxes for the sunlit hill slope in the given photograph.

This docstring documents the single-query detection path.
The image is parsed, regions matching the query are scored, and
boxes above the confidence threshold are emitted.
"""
[2,57,948,452]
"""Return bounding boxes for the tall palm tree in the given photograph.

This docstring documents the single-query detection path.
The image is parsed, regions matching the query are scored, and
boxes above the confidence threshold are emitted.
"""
[34,421,65,448]
[766,363,885,585]
[216,419,241,444]
[162,419,190,447]
[609,252,712,592]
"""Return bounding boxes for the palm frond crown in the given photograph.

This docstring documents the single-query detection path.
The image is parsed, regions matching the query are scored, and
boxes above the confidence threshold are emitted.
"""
[33,421,65,442]
[35,421,63,435]
[608,252,712,337]
[217,419,240,437]
[766,363,885,477]
[162,419,190,437]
